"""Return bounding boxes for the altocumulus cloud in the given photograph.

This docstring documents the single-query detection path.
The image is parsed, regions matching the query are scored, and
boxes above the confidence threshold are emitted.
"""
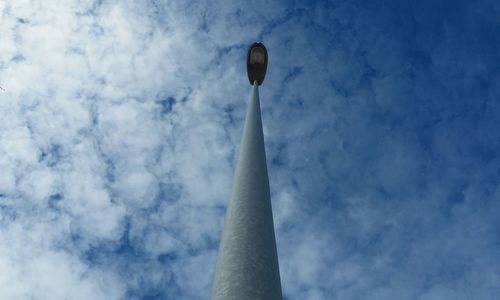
[1,0,500,299]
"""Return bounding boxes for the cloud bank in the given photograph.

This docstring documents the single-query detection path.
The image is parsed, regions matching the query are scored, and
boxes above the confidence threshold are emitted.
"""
[1,0,499,299]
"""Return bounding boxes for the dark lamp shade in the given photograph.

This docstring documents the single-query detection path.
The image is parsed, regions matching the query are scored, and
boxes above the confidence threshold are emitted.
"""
[247,42,268,85]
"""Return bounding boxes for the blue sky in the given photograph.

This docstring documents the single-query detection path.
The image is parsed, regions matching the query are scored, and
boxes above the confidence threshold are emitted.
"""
[1,0,499,299]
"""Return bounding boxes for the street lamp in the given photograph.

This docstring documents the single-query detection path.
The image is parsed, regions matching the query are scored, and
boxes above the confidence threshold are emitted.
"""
[211,42,282,300]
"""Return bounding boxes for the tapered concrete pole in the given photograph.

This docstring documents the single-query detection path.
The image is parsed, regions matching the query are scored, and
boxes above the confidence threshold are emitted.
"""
[211,81,282,300]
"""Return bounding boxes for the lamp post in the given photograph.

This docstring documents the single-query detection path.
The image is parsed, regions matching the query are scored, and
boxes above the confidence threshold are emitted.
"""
[211,43,282,300]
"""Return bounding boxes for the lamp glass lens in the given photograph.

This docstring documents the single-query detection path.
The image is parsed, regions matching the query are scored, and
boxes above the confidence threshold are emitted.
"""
[250,47,265,64]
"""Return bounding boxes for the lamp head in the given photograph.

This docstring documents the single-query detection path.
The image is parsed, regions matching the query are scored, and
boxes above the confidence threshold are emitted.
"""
[247,42,268,85]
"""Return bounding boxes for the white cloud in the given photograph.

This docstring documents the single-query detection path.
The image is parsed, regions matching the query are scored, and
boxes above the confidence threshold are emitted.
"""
[1,0,500,299]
